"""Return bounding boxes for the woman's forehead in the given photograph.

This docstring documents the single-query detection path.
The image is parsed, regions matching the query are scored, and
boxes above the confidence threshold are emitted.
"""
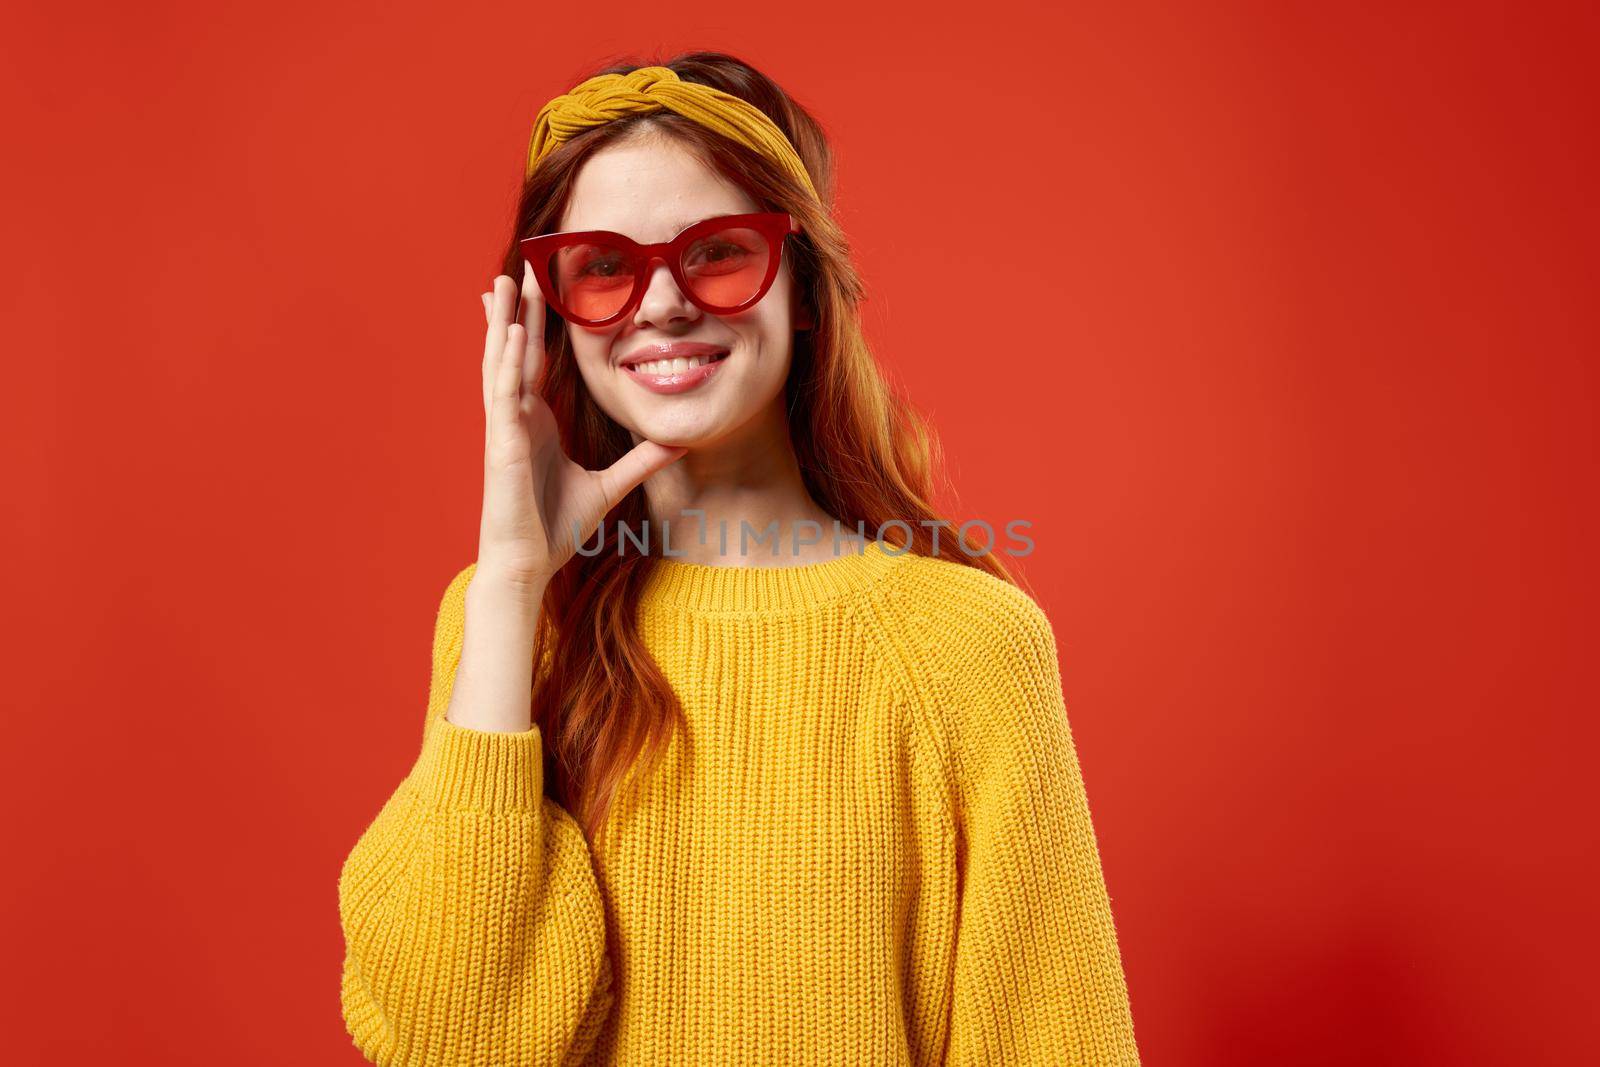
[560,139,757,238]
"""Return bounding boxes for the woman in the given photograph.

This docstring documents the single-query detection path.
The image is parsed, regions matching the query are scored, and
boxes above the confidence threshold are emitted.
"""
[338,52,1141,1066]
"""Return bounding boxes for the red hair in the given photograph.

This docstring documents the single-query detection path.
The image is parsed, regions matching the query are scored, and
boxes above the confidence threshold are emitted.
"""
[497,50,1019,840]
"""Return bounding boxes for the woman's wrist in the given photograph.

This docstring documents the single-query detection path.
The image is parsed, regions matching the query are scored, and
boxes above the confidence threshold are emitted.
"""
[470,557,552,605]
[447,568,545,734]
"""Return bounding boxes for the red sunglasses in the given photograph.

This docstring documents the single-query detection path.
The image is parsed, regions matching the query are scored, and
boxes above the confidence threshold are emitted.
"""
[519,211,800,328]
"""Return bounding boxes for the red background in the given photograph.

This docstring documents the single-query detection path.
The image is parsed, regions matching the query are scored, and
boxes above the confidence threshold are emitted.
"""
[3,2,1594,1063]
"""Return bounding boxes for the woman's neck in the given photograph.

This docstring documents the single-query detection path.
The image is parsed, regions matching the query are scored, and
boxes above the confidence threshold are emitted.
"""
[636,407,842,566]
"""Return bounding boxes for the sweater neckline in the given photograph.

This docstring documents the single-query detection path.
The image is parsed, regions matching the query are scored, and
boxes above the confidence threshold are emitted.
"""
[638,537,904,613]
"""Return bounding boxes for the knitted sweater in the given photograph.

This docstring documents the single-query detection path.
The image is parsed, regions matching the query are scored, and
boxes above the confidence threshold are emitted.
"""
[338,539,1141,1066]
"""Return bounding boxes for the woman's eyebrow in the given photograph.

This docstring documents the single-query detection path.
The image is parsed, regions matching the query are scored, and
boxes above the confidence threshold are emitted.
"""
[565,213,727,238]
[631,215,727,239]
[666,214,723,232]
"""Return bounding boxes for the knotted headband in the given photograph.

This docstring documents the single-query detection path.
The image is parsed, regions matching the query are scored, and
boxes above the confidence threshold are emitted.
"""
[525,65,820,203]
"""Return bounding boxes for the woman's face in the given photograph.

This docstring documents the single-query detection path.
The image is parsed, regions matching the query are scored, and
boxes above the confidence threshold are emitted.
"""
[554,134,808,450]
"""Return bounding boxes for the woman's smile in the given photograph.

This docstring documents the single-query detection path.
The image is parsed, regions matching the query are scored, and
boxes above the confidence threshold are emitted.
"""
[618,341,731,394]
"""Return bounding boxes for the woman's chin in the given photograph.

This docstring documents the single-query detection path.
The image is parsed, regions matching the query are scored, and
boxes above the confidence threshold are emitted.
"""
[632,410,729,451]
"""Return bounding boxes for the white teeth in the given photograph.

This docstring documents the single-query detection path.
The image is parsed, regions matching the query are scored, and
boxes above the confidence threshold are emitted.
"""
[628,353,723,375]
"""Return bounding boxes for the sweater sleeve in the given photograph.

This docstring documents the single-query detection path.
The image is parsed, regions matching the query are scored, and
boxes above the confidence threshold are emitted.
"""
[941,585,1140,1066]
[337,564,613,1067]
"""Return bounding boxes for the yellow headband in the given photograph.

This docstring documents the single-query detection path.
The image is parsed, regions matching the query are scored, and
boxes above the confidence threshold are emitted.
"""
[525,65,820,203]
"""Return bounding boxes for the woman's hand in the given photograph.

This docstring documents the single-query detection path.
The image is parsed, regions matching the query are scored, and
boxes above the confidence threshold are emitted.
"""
[474,264,687,592]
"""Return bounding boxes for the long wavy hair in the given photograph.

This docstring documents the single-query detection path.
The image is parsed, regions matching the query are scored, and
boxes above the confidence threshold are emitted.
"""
[496,50,1018,840]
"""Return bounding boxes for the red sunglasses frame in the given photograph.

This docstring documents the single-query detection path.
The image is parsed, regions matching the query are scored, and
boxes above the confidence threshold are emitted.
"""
[518,211,801,328]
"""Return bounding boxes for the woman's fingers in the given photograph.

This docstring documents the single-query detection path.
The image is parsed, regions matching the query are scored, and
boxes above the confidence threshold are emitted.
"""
[517,262,545,399]
[481,279,499,417]
[481,292,494,448]
[595,440,690,514]
[482,276,517,409]
[482,275,513,369]
[493,320,527,438]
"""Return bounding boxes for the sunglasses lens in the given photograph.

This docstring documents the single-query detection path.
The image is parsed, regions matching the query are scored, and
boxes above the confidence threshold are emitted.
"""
[549,241,636,323]
[683,225,772,310]
[542,222,776,323]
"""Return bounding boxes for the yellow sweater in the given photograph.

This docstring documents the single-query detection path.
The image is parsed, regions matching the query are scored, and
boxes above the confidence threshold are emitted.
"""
[338,540,1141,1066]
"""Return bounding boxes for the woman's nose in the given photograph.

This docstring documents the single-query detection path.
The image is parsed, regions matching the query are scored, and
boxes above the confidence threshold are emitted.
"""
[634,261,699,326]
